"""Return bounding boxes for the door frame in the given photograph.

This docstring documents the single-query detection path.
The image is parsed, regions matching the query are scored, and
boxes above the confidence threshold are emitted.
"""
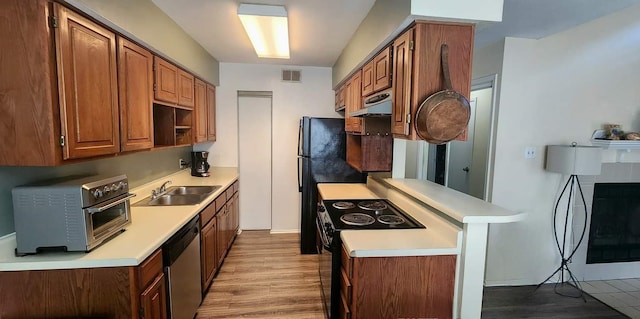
[237,90,273,230]
[469,74,499,201]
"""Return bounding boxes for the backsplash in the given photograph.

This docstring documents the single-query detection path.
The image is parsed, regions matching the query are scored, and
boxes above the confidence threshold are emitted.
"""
[0,147,191,237]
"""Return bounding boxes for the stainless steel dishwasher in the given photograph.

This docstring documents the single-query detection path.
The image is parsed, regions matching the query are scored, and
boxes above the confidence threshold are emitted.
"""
[163,216,202,319]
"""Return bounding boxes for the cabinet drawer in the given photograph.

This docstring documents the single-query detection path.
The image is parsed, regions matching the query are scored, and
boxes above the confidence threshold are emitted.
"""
[233,180,239,194]
[225,186,234,202]
[341,245,352,279]
[199,201,216,226]
[138,249,163,289]
[215,194,227,212]
[340,268,352,304]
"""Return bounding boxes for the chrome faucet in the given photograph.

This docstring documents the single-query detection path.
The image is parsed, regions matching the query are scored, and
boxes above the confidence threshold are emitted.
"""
[151,180,172,199]
[159,180,172,193]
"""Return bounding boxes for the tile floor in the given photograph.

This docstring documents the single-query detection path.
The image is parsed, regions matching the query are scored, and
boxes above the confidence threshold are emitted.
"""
[581,279,640,318]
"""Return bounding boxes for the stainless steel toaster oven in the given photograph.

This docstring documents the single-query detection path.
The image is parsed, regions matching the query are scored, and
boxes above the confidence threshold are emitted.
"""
[12,174,134,255]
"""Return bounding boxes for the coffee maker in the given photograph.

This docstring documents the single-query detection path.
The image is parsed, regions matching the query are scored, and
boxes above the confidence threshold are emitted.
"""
[191,151,210,177]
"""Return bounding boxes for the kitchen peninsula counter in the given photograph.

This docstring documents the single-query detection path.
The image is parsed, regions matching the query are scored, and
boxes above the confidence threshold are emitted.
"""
[317,183,461,258]
[0,167,238,271]
[318,176,524,319]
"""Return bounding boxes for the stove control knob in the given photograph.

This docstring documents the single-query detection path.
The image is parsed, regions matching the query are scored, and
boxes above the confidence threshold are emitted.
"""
[318,205,325,212]
[103,186,111,195]
[110,184,118,192]
[121,181,128,190]
[93,189,103,199]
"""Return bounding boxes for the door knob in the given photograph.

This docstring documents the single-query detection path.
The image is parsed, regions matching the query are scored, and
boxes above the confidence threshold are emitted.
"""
[462,167,469,172]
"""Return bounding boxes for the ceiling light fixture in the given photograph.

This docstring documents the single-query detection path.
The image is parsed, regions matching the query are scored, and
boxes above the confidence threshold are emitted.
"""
[237,4,290,59]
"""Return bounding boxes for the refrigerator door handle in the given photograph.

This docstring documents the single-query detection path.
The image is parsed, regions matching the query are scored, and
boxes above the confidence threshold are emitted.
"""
[297,156,303,192]
[297,118,303,156]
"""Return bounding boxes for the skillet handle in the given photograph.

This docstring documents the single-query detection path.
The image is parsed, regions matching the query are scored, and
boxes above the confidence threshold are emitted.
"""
[441,43,453,90]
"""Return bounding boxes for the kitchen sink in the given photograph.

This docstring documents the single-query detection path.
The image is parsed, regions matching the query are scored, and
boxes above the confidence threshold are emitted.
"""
[166,186,220,196]
[135,185,221,206]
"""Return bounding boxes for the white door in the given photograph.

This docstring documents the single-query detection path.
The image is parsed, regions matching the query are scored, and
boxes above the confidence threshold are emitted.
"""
[447,99,477,195]
[238,92,272,230]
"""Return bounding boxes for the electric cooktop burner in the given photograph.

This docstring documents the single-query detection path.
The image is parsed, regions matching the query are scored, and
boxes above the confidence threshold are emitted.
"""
[332,201,356,210]
[377,214,405,225]
[340,213,375,226]
[322,199,425,231]
[358,200,388,211]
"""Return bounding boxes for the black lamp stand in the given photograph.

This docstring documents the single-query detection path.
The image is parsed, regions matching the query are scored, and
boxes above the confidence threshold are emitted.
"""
[535,174,588,301]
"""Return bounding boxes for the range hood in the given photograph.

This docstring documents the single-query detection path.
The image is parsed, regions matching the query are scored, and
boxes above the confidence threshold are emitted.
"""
[350,89,392,117]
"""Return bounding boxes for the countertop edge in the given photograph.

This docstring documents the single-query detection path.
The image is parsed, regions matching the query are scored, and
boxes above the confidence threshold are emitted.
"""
[0,167,239,271]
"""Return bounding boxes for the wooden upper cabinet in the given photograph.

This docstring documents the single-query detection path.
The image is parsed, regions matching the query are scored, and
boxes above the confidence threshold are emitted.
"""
[118,37,154,152]
[154,57,179,104]
[391,22,474,140]
[361,61,374,97]
[54,3,120,159]
[194,79,208,143]
[362,47,391,98]
[391,27,413,137]
[345,72,363,134]
[373,47,392,92]
[206,84,216,141]
[178,69,195,108]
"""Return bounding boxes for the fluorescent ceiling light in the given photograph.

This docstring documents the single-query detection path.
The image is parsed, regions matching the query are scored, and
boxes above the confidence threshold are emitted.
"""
[238,4,290,59]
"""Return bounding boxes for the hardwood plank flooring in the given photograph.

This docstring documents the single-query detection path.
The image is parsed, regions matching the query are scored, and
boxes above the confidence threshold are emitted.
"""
[197,231,628,319]
[197,230,325,319]
[482,284,629,318]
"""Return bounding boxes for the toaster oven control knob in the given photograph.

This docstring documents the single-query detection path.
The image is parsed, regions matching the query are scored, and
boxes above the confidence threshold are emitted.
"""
[93,189,103,199]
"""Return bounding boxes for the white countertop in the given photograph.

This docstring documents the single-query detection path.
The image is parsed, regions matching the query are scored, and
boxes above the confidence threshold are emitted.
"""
[379,178,526,224]
[0,167,238,271]
[317,182,462,258]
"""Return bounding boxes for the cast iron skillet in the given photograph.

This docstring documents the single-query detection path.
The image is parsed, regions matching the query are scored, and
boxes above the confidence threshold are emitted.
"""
[414,43,471,144]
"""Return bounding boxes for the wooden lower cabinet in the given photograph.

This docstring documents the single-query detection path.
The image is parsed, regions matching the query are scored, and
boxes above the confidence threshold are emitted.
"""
[341,245,457,319]
[200,201,218,292]
[0,248,167,319]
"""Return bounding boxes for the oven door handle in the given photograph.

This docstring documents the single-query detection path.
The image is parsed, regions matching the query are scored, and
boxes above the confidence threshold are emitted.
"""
[316,217,331,250]
[87,194,136,214]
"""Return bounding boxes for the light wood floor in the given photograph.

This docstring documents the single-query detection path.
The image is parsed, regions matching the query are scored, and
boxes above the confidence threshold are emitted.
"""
[197,230,325,319]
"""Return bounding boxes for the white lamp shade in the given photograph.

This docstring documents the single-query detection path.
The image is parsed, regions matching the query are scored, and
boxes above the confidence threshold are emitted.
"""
[546,145,602,175]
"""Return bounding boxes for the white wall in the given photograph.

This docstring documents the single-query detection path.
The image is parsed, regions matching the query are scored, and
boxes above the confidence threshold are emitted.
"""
[479,3,640,285]
[205,63,340,232]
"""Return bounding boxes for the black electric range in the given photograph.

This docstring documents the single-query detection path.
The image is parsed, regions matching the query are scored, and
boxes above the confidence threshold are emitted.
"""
[316,199,425,319]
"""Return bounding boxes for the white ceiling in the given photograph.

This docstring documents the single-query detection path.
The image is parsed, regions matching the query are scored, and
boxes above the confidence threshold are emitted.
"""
[152,0,640,67]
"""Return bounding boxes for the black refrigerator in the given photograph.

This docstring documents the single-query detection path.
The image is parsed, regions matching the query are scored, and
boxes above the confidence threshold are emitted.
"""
[297,117,367,254]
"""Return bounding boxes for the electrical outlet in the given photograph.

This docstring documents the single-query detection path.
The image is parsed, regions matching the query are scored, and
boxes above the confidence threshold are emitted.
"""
[525,147,536,159]
[179,159,188,169]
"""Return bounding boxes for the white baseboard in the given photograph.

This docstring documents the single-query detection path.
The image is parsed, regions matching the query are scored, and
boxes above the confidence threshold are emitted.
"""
[269,229,300,234]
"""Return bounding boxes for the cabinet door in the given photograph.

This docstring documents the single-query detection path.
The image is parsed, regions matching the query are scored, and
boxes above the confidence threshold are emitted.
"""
[178,69,195,108]
[140,274,168,319]
[216,205,228,266]
[194,79,207,143]
[233,192,239,234]
[391,27,413,136]
[118,37,154,152]
[154,57,178,104]
[348,72,363,134]
[344,80,353,131]
[206,84,217,141]
[201,218,217,291]
[361,60,374,97]
[54,4,120,159]
[373,47,391,92]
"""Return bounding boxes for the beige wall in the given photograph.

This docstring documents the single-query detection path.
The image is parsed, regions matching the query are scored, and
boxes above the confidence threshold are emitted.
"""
[65,0,219,85]
[332,0,411,87]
